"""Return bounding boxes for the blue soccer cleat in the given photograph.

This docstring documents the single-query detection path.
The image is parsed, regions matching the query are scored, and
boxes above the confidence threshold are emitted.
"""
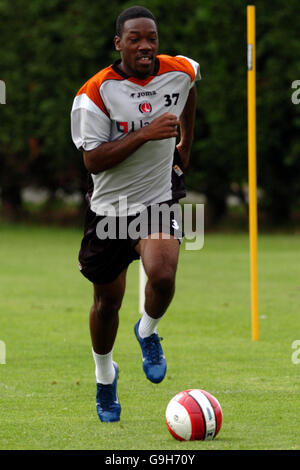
[134,319,167,384]
[96,362,121,422]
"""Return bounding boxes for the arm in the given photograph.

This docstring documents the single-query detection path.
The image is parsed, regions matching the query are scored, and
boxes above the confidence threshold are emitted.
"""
[176,85,197,168]
[83,112,179,174]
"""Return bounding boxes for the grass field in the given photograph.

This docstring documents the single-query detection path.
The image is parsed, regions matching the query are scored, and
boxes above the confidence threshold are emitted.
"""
[0,223,299,450]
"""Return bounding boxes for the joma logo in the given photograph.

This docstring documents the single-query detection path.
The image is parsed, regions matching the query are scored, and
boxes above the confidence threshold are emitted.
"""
[130,90,157,99]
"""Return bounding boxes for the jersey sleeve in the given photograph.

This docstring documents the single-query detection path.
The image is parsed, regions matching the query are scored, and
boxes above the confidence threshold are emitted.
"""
[71,79,111,151]
[176,55,201,88]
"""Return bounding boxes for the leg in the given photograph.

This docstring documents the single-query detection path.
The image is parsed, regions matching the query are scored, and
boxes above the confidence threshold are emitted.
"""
[90,268,127,423]
[90,267,127,355]
[134,235,180,383]
[136,235,180,318]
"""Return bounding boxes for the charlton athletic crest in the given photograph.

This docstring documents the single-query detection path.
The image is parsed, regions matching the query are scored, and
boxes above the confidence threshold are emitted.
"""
[139,102,152,113]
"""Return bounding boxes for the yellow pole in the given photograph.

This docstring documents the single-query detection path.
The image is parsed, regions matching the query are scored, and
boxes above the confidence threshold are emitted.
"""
[247,5,259,341]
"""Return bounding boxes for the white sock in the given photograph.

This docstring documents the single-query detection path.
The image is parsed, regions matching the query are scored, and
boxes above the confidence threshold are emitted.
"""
[138,311,162,338]
[92,349,115,384]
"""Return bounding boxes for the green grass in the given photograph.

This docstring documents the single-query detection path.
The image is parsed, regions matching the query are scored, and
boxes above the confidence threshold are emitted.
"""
[0,224,299,450]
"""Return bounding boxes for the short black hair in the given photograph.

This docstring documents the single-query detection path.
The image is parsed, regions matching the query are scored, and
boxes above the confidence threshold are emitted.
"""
[115,5,157,37]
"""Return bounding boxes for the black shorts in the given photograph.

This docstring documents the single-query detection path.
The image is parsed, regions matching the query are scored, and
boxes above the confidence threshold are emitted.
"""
[78,200,183,285]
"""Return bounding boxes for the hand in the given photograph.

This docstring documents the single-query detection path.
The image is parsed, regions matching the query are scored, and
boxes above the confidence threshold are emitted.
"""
[141,112,179,141]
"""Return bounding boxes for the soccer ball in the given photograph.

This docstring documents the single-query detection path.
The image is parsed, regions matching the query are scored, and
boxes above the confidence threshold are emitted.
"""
[165,389,222,441]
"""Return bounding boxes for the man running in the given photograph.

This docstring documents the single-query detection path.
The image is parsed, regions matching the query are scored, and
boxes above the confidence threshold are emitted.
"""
[71,5,200,422]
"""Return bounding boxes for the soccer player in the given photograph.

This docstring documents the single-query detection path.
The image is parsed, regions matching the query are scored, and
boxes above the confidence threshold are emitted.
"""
[71,5,200,422]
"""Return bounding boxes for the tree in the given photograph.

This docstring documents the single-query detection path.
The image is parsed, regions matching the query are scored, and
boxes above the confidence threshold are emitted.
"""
[0,0,121,216]
[0,0,299,225]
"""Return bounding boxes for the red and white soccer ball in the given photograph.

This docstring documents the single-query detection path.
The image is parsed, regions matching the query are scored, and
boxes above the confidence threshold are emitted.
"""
[165,389,223,441]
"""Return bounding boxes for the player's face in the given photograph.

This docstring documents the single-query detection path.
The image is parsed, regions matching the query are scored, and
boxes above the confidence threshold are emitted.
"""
[114,18,159,78]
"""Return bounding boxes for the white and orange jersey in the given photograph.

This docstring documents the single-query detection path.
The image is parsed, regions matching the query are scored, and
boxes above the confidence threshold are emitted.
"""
[71,54,201,215]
